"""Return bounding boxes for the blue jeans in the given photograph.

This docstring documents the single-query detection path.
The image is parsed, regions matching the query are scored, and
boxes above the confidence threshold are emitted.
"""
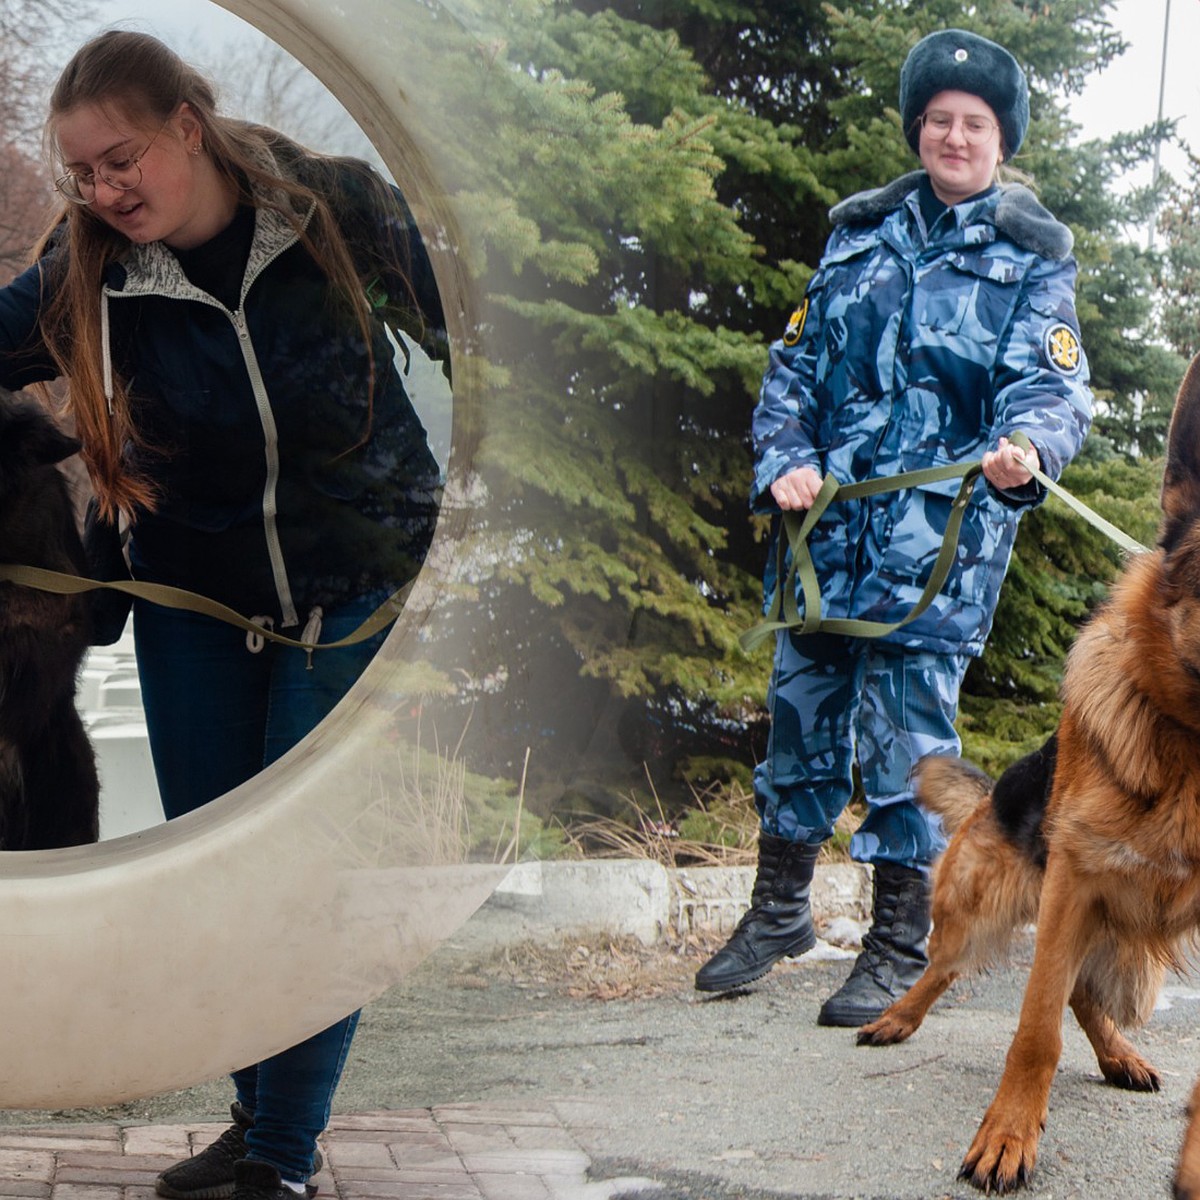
[754,631,965,870]
[134,594,388,1183]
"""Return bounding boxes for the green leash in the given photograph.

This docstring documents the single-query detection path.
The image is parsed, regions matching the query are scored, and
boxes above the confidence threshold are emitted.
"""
[740,431,1150,654]
[0,564,411,654]
[0,432,1151,660]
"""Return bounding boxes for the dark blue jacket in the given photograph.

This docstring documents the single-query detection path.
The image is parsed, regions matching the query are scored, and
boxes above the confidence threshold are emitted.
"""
[0,144,444,628]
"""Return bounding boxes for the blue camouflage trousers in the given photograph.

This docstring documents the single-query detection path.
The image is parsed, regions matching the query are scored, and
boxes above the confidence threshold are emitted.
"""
[754,631,966,870]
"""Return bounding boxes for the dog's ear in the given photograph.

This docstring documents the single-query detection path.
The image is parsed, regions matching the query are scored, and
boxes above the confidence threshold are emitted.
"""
[1160,354,1200,551]
[26,420,82,467]
[1164,519,1200,606]
[0,397,81,470]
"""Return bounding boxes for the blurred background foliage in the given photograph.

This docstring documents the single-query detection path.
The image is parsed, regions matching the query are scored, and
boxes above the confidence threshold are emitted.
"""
[417,0,1189,826]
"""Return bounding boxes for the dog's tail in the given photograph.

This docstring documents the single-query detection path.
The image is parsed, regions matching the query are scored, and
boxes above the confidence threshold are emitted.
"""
[913,755,993,835]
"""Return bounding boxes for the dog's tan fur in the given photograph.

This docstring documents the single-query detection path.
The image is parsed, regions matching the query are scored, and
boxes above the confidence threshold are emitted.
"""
[856,356,1200,1196]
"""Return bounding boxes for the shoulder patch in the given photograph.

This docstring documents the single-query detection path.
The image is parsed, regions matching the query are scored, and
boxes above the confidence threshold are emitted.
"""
[1044,322,1081,376]
[782,298,809,346]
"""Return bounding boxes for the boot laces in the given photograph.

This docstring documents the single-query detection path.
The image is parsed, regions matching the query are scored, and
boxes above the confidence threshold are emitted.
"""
[851,928,893,984]
[731,903,770,935]
[850,880,908,982]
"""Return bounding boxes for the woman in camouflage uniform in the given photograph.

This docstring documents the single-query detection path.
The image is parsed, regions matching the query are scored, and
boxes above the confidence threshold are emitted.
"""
[695,29,1093,1027]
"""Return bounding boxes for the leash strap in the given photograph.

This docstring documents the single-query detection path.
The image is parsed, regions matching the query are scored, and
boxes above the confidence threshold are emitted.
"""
[0,438,1151,658]
[1007,431,1148,556]
[741,437,1150,654]
[741,463,982,653]
[0,564,410,653]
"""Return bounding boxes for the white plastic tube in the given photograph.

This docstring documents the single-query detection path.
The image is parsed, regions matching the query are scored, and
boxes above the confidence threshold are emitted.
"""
[0,0,508,1109]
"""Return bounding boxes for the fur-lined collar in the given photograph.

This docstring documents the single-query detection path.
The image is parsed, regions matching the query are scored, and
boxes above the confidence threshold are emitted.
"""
[829,170,1073,261]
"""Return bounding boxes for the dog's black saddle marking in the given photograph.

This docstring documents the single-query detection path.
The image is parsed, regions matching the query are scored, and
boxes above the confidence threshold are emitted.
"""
[991,733,1057,868]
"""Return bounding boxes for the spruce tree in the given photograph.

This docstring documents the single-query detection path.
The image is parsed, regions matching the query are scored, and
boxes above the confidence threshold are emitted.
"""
[402,0,1180,820]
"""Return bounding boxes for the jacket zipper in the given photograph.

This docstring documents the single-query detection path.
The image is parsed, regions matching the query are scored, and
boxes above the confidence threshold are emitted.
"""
[232,306,297,627]
[103,218,308,627]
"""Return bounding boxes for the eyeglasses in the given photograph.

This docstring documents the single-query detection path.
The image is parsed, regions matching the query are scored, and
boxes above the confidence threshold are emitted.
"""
[917,110,999,146]
[54,121,169,206]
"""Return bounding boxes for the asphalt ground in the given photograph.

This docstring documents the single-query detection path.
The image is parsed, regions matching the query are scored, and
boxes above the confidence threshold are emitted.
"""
[8,922,1200,1200]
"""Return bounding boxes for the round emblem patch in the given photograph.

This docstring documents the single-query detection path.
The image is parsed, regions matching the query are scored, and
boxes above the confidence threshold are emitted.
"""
[954,48,969,62]
[1045,323,1082,376]
[782,298,809,346]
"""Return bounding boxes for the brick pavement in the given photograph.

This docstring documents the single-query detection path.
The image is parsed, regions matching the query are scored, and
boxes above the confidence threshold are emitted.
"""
[0,1106,661,1200]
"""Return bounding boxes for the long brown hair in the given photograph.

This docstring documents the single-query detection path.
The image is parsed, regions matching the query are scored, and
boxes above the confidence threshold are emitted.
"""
[37,30,403,521]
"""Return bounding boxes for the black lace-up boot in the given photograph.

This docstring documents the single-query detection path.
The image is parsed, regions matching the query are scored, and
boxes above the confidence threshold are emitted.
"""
[695,832,821,992]
[816,861,931,1027]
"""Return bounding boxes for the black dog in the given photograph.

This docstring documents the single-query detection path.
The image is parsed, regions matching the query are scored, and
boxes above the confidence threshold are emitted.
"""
[0,390,99,850]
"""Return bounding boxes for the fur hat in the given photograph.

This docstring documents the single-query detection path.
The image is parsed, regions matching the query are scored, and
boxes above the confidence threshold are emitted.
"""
[899,29,1029,160]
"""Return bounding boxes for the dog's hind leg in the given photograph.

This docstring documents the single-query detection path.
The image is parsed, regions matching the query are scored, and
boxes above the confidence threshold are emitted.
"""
[1070,941,1164,1091]
[1069,984,1161,1091]
[859,805,1040,1046]
[0,739,25,850]
[856,917,961,1045]
[857,831,977,1045]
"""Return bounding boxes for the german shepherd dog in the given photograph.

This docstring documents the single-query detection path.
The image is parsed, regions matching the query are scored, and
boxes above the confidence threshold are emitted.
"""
[0,389,99,851]
[855,356,1200,1195]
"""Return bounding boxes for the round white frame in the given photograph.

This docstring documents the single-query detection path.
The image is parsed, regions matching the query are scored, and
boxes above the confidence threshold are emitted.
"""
[0,0,505,1109]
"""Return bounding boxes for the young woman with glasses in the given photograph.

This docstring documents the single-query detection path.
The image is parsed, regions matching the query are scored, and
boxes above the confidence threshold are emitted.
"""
[694,29,1093,1029]
[0,29,446,1200]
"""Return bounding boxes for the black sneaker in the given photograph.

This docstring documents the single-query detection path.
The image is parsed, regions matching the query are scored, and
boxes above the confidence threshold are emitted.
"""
[156,1106,323,1200]
[156,1104,254,1200]
[232,1159,313,1200]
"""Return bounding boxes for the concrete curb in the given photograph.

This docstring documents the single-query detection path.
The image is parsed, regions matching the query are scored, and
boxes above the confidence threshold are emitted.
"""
[459,858,872,949]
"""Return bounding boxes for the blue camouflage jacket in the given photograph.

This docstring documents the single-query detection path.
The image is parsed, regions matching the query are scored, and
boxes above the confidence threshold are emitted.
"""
[752,171,1093,656]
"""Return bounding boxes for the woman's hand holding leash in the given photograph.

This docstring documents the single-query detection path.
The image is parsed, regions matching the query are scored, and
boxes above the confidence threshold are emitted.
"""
[770,465,824,510]
[774,438,1041,511]
[982,435,1039,490]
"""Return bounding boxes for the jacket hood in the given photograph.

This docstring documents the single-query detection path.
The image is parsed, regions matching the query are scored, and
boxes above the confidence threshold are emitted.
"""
[104,167,314,302]
[829,170,1073,261]
[98,143,314,412]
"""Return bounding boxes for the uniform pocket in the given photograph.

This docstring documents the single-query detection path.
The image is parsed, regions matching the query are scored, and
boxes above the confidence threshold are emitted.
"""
[914,252,1023,345]
[873,468,972,590]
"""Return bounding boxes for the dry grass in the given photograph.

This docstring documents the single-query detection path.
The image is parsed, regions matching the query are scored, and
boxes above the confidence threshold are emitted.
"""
[560,815,754,869]
[347,735,471,867]
[560,774,862,869]
[469,932,720,999]
[441,926,822,1001]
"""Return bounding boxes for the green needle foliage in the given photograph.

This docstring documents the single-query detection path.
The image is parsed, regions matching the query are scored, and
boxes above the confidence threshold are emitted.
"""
[410,0,1186,820]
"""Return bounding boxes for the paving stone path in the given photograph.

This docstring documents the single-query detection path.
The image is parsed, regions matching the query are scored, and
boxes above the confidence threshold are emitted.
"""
[0,1105,661,1200]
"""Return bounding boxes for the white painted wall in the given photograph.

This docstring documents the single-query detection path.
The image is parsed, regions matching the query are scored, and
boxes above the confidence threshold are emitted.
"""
[80,624,164,840]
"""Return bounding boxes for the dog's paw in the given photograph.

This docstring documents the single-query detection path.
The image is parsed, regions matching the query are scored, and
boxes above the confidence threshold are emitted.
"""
[1099,1052,1161,1092]
[856,1011,917,1045]
[959,1148,1033,1195]
[959,1110,1042,1194]
[1175,1161,1200,1200]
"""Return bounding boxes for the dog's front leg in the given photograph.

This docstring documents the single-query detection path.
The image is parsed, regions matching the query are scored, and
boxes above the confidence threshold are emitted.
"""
[960,852,1089,1193]
[1069,984,1160,1092]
